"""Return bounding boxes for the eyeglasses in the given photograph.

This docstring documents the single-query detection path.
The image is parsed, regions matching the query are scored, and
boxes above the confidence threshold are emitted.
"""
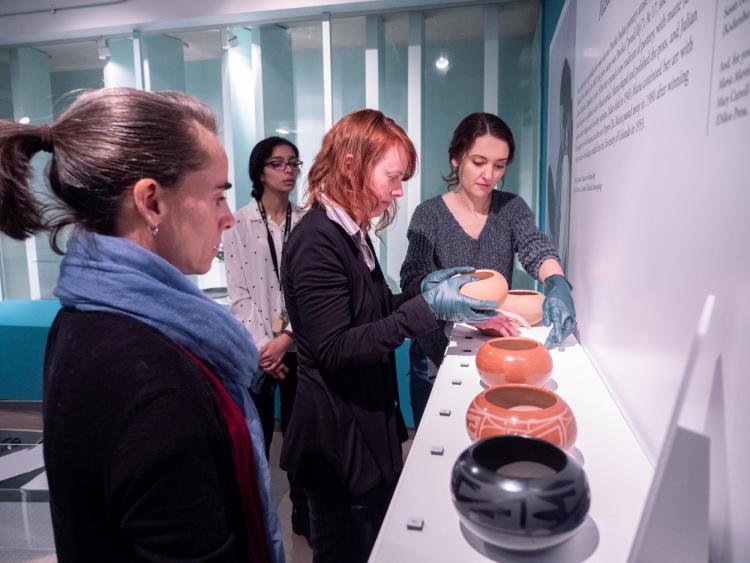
[265,160,303,172]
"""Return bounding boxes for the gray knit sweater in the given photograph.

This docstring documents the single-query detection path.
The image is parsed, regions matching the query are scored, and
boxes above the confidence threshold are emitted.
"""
[399,190,560,371]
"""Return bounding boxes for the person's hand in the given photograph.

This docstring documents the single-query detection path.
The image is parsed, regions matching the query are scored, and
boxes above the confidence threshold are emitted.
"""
[542,275,577,348]
[420,266,476,293]
[265,362,289,380]
[259,333,293,379]
[422,275,499,323]
[470,310,530,337]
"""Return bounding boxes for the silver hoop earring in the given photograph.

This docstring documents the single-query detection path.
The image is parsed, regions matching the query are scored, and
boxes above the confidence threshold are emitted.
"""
[149,224,160,237]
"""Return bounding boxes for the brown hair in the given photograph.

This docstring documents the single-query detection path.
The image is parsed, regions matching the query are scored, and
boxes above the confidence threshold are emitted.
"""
[444,112,515,189]
[305,109,417,234]
[0,87,217,253]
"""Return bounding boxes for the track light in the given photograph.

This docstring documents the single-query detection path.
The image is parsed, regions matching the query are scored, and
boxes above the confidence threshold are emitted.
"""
[222,29,240,50]
[97,38,110,61]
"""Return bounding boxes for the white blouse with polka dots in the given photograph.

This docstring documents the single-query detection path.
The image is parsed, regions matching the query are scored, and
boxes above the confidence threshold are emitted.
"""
[223,200,305,351]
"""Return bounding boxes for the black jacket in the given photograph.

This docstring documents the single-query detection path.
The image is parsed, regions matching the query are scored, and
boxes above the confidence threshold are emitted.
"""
[280,206,437,498]
[43,308,248,562]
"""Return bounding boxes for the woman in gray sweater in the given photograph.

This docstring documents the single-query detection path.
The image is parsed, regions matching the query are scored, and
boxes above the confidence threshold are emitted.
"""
[400,112,577,428]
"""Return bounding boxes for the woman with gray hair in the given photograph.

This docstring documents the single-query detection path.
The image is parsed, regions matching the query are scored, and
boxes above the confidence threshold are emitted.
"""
[0,88,283,562]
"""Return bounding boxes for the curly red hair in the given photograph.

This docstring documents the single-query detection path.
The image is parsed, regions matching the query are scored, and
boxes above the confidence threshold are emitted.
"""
[304,109,417,234]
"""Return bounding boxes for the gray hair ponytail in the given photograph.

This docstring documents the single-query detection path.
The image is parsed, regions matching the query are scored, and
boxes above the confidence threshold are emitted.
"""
[0,87,217,253]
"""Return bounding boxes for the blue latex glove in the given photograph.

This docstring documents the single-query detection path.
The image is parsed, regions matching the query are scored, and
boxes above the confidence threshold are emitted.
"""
[420,266,477,293]
[543,274,577,348]
[422,273,499,323]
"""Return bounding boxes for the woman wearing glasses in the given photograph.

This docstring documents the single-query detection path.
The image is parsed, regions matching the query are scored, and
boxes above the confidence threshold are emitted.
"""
[223,136,310,542]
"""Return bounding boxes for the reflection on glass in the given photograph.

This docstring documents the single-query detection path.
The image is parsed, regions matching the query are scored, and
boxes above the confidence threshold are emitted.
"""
[44,39,105,119]
[382,13,408,131]
[496,1,541,289]
[289,21,324,204]
[331,16,365,122]
[0,47,27,299]
[260,24,296,142]
[496,1,541,208]
[0,7,545,302]
[178,30,224,127]
[422,5,484,203]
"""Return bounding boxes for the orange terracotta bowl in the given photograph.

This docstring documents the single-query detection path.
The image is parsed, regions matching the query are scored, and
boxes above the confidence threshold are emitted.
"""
[456,269,508,306]
[502,289,545,326]
[466,384,577,450]
[475,337,553,387]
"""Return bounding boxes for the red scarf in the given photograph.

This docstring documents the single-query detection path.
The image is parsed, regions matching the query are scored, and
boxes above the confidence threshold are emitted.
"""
[183,349,272,563]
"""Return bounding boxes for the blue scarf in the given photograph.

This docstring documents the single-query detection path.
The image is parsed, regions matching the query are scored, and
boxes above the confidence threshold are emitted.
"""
[55,230,284,563]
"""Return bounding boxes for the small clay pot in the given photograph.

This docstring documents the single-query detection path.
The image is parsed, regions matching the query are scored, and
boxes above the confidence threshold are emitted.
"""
[456,269,508,306]
[466,384,577,450]
[502,289,545,326]
[451,435,590,552]
[475,337,552,387]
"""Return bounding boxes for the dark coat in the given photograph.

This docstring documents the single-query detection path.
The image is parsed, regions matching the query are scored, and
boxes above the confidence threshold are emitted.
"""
[280,206,437,498]
[43,308,248,562]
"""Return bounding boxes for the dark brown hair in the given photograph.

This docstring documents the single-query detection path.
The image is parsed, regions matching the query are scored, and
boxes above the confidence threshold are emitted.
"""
[444,112,515,189]
[305,109,417,234]
[0,87,217,253]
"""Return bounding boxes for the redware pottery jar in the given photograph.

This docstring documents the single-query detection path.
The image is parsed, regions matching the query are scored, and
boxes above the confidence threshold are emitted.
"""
[456,269,508,306]
[502,289,545,326]
[466,384,577,450]
[475,337,552,387]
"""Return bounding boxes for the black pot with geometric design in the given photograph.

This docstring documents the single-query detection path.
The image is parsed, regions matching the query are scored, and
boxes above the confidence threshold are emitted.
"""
[451,434,590,552]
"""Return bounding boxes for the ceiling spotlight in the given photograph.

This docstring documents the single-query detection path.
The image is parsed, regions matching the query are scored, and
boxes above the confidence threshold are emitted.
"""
[18,116,30,125]
[435,56,450,73]
[275,127,290,135]
[222,29,240,50]
[97,38,111,61]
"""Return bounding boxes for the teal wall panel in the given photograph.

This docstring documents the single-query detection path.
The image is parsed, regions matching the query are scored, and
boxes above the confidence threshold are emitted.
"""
[260,25,295,142]
[50,68,103,119]
[144,35,185,92]
[395,338,413,428]
[0,60,12,119]
[185,58,223,127]
[0,300,61,400]
[105,37,137,88]
[421,38,484,204]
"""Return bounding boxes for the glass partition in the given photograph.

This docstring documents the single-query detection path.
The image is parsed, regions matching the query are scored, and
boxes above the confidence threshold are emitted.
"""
[497,0,542,289]
[422,6,485,203]
[46,40,105,119]
[496,1,542,211]
[143,30,223,124]
[0,48,27,300]
[288,21,325,204]
[0,2,544,302]
[331,16,366,122]
[382,13,409,131]
[180,30,224,128]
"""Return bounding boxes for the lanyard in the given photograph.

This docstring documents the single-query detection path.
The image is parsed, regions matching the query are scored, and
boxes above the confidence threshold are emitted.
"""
[257,199,292,286]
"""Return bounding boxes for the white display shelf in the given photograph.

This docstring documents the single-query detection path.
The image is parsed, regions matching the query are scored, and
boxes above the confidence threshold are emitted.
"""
[369,324,654,562]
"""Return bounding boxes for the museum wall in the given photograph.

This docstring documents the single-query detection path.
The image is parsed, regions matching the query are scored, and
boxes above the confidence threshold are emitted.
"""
[548,0,749,559]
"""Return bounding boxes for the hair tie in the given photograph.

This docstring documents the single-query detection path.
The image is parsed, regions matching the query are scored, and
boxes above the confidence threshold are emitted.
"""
[39,124,53,153]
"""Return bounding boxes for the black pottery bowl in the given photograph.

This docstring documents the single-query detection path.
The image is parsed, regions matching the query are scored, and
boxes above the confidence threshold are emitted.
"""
[450,435,590,552]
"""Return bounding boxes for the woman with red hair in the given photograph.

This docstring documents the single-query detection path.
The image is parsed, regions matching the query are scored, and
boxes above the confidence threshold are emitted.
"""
[280,109,498,562]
